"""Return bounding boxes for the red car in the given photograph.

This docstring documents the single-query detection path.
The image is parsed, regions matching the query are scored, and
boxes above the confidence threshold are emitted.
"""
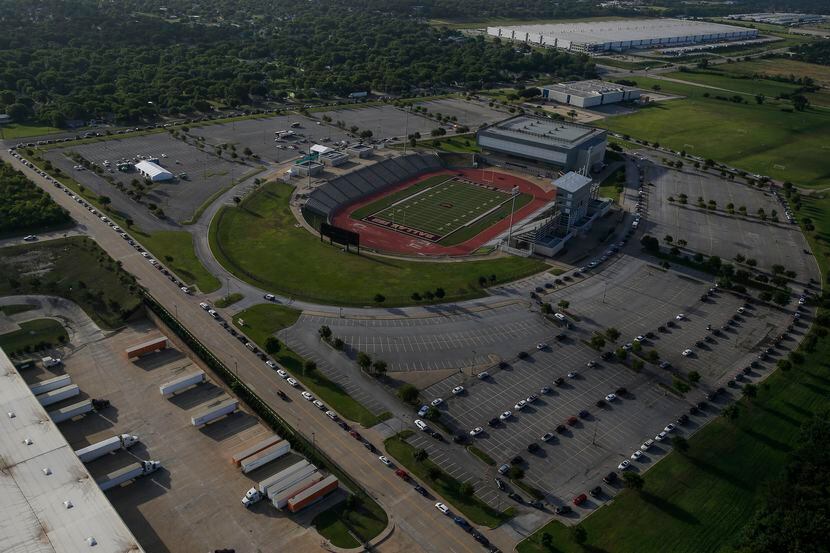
[567,416,579,426]
[395,469,410,481]
[349,430,362,440]
[573,493,587,506]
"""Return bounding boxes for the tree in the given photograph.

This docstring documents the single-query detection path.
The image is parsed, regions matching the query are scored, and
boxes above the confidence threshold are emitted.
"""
[622,472,644,491]
[541,533,553,549]
[616,348,628,361]
[233,196,241,206]
[265,336,281,354]
[125,218,133,228]
[755,94,765,105]
[508,466,524,479]
[414,448,429,462]
[398,383,419,404]
[743,383,758,400]
[459,482,475,498]
[664,234,673,244]
[426,466,441,481]
[791,94,809,112]
[411,292,422,302]
[722,404,740,421]
[374,293,385,304]
[99,196,111,207]
[641,235,659,253]
[590,333,606,350]
[606,327,621,341]
[541,302,552,315]
[318,325,332,340]
[435,287,445,299]
[372,360,387,377]
[671,435,690,454]
[557,299,570,311]
[572,527,588,546]
[356,351,372,370]
[303,360,317,375]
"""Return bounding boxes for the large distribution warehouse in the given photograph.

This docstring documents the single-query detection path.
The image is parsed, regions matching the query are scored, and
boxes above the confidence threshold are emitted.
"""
[476,115,606,171]
[487,18,759,53]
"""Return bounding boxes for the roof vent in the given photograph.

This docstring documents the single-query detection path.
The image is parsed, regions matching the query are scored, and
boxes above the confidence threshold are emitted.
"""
[8,411,15,418]
[64,500,73,509]
[43,468,52,476]
[23,437,33,445]
[86,537,97,546]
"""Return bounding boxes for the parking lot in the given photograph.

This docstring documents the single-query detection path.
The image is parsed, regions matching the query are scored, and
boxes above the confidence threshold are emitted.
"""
[191,114,352,164]
[44,132,248,225]
[640,159,818,284]
[317,105,437,141]
[24,318,327,553]
[414,98,509,129]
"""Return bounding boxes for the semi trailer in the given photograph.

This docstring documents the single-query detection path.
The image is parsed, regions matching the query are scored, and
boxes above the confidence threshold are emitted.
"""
[287,475,339,512]
[159,370,205,396]
[125,336,169,359]
[97,460,161,491]
[75,434,140,463]
[231,434,282,467]
[240,440,290,474]
[37,384,80,406]
[191,397,238,427]
[29,374,71,395]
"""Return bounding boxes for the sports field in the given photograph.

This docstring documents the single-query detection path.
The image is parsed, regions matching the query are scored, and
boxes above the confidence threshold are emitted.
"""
[352,174,533,246]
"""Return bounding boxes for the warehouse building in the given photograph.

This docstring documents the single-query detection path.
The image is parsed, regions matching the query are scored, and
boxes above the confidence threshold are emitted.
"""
[0,349,145,553]
[487,18,758,53]
[135,160,173,182]
[726,13,827,26]
[477,115,606,172]
[541,80,640,108]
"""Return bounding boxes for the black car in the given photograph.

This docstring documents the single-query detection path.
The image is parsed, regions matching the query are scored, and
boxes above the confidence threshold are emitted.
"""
[697,401,708,409]
[508,492,524,503]
[499,361,510,370]
[555,424,567,434]
[689,406,699,415]
[556,333,567,341]
[277,390,288,400]
[453,434,467,444]
[596,399,607,408]
[579,410,590,419]
[743,366,752,375]
[511,455,524,465]
[488,418,500,427]
[530,500,545,509]
[472,531,490,545]
[601,351,614,360]
[414,485,428,497]
[527,443,540,453]
[363,442,376,452]
[495,478,506,491]
[589,486,602,498]
[658,325,667,333]
[554,377,565,386]
[677,414,689,425]
[555,505,572,515]
[696,340,705,348]
[603,472,618,484]
[431,431,444,442]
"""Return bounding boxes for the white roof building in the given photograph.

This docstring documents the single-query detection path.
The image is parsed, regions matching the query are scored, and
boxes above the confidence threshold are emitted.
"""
[134,160,173,182]
[310,144,332,155]
[0,349,145,553]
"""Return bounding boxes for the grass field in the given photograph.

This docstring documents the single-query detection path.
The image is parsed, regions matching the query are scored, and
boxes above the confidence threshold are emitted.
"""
[136,230,221,293]
[706,58,830,107]
[313,494,388,548]
[0,237,141,329]
[600,76,830,188]
[519,329,830,553]
[232,303,387,427]
[0,123,63,139]
[356,174,532,245]
[0,304,36,316]
[214,293,243,308]
[210,182,545,306]
[385,431,514,527]
[663,70,808,100]
[0,319,67,354]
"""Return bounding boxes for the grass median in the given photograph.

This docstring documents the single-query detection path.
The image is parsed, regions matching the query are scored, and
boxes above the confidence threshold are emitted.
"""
[232,303,386,427]
[135,230,221,293]
[313,494,388,548]
[385,431,514,528]
[209,181,545,306]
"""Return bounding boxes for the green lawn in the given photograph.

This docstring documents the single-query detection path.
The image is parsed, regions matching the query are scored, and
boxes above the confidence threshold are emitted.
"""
[232,303,385,427]
[0,123,62,139]
[598,165,625,202]
[0,319,67,354]
[313,494,389,548]
[663,70,807,100]
[0,304,35,316]
[135,230,220,293]
[0,237,141,329]
[209,182,546,306]
[600,76,830,188]
[385,431,513,527]
[425,135,481,153]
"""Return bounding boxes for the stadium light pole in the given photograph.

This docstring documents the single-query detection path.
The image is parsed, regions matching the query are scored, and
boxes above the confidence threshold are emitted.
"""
[506,185,519,247]
[403,104,410,154]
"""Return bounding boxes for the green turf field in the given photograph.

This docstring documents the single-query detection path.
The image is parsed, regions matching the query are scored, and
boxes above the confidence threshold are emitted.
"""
[209,182,545,306]
[360,175,524,242]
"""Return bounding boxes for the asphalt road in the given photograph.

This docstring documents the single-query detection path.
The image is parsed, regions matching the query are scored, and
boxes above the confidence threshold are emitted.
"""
[0,149,495,553]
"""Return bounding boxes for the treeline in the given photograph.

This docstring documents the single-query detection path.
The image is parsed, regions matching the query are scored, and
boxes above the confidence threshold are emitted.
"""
[0,162,71,234]
[736,411,830,552]
[791,41,830,67]
[0,0,595,126]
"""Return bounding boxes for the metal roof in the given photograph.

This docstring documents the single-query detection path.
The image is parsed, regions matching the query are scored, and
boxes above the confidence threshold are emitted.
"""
[542,79,639,99]
[553,172,593,194]
[482,115,604,147]
[0,349,145,553]
[134,160,172,180]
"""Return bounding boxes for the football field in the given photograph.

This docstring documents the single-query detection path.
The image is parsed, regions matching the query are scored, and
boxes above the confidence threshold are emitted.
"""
[357,175,531,244]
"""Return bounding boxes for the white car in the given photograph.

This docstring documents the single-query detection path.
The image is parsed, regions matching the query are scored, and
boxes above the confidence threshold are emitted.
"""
[499,410,512,421]
[435,502,449,515]
[536,343,547,350]
[265,360,277,369]
[469,427,483,437]
[207,309,218,319]
[23,234,37,241]
[451,386,465,395]
[664,423,676,433]
[676,313,685,320]
[631,450,644,460]
[654,431,668,442]
[618,459,631,470]
[379,456,392,466]
[264,293,275,301]
[325,410,338,421]
[312,400,326,410]
[635,335,645,342]
[301,391,314,401]
[567,371,578,378]
[415,419,429,431]
[586,360,596,368]
[605,393,617,402]
[622,343,632,351]
[141,252,150,258]
[180,286,191,294]
[682,349,693,357]
[430,398,443,407]
[737,307,745,314]
[286,377,298,387]
[477,371,489,379]
[541,432,554,442]
[514,400,527,410]
[199,302,209,310]
[276,369,288,379]
[641,439,654,451]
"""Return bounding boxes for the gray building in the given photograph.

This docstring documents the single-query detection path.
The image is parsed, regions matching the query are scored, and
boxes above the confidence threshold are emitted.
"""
[488,18,758,53]
[541,80,640,108]
[477,115,606,171]
[553,171,593,232]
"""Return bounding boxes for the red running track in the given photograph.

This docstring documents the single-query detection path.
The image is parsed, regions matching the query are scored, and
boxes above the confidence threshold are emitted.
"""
[330,168,555,257]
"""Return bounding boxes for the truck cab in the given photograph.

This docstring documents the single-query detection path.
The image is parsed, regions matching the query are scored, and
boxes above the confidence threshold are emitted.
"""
[241,487,262,507]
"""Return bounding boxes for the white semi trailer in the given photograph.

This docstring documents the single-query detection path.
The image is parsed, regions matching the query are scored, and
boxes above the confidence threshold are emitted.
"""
[97,460,161,491]
[75,434,140,463]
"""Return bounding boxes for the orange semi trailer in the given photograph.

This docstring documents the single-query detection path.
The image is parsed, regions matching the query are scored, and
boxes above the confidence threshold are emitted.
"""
[125,336,169,359]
